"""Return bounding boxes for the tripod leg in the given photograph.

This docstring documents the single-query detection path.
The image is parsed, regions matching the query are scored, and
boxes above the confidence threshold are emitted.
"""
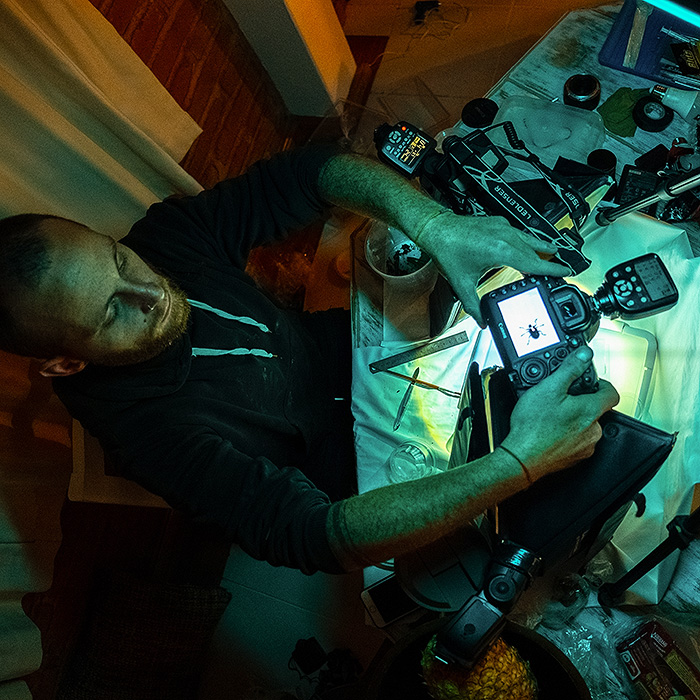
[598,507,700,608]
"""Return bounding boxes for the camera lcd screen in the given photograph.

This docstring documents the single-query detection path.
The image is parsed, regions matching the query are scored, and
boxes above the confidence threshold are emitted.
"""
[498,287,560,357]
[636,257,674,302]
[399,134,431,168]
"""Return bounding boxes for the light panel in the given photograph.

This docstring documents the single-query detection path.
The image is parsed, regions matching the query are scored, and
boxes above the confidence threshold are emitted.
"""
[646,0,700,27]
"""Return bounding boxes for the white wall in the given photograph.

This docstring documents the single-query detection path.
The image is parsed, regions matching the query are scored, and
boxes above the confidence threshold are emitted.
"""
[222,0,356,117]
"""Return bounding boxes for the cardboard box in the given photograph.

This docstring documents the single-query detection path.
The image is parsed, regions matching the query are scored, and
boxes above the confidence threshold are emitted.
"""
[617,620,700,700]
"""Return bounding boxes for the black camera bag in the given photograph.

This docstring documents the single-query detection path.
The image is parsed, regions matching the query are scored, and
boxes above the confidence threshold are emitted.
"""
[480,367,676,569]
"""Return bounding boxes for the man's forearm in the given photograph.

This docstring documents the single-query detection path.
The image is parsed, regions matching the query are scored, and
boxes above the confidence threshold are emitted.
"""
[318,152,445,243]
[317,151,570,321]
[327,448,529,571]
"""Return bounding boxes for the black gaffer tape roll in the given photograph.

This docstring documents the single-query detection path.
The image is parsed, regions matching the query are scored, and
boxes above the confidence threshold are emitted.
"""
[633,95,674,132]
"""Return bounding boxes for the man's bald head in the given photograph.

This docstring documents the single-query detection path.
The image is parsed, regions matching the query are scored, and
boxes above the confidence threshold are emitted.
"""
[0,214,190,372]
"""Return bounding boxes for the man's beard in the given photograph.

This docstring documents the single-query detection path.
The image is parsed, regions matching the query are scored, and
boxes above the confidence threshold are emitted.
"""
[92,280,191,367]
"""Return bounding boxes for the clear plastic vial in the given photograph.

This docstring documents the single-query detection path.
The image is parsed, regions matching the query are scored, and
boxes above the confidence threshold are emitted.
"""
[386,440,438,483]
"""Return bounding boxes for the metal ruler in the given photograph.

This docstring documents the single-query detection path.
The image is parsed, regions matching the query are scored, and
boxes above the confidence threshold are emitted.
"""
[369,331,469,374]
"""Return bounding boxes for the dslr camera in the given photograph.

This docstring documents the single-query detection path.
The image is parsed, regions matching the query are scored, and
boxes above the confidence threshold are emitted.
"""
[374,119,612,275]
[480,253,678,395]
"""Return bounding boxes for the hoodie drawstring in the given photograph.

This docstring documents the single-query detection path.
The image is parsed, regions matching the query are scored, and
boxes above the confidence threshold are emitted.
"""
[187,298,274,359]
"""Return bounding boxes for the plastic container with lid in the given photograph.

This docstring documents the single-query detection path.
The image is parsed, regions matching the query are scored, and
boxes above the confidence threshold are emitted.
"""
[385,440,440,483]
[489,94,606,167]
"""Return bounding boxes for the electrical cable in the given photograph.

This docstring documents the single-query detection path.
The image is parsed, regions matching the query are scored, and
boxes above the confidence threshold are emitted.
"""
[368,2,471,69]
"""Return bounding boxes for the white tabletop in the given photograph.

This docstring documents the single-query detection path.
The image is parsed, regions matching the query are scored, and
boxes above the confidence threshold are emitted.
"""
[351,4,700,600]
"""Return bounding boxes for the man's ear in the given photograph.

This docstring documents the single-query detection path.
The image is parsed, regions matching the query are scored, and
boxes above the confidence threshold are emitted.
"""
[38,356,88,377]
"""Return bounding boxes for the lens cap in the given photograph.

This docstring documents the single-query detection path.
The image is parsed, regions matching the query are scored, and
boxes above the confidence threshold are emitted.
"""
[461,98,499,128]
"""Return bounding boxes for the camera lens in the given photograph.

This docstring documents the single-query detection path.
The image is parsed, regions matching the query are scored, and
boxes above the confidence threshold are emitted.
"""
[563,74,601,110]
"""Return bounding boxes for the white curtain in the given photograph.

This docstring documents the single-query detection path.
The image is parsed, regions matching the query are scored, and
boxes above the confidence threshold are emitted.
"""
[0,0,203,696]
[0,0,202,236]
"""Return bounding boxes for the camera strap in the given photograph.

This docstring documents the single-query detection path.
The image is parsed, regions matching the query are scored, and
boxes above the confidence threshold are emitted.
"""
[487,122,590,232]
[506,149,590,233]
[448,132,591,274]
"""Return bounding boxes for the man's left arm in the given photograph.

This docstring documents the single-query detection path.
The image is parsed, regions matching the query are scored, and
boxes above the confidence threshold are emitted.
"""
[317,152,569,325]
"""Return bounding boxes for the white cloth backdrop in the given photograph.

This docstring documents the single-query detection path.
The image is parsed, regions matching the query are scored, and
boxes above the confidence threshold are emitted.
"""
[0,0,202,696]
[577,216,700,605]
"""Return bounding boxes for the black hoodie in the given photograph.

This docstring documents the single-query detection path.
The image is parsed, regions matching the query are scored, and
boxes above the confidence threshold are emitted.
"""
[53,147,352,574]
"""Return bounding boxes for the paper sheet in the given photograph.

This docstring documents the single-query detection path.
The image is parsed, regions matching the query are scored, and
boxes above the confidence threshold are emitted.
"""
[352,316,502,496]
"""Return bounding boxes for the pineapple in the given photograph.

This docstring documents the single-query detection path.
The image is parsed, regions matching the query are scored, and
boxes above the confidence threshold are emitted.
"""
[421,634,538,700]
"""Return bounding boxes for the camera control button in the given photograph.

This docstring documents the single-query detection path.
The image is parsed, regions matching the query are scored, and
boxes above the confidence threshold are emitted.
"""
[614,280,634,296]
[521,359,546,382]
[555,347,569,359]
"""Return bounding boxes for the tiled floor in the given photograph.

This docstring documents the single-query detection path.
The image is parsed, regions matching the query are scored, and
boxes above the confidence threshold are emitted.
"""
[199,3,623,698]
[346,0,616,132]
[198,547,386,699]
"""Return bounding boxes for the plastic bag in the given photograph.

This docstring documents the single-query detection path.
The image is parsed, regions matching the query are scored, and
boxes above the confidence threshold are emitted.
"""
[536,603,700,700]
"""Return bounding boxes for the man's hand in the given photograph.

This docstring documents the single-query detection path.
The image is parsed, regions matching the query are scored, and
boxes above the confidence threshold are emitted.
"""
[317,153,569,325]
[416,211,570,326]
[330,347,617,570]
[500,347,620,482]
